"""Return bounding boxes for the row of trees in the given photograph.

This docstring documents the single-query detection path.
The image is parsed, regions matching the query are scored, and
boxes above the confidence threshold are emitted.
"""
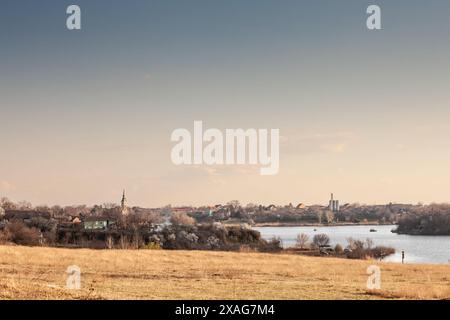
[395,204,450,235]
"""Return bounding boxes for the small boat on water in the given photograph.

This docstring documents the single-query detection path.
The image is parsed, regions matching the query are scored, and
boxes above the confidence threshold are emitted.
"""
[370,228,377,232]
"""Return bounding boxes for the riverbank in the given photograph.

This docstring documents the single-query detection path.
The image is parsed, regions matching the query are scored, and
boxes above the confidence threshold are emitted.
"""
[1,245,449,299]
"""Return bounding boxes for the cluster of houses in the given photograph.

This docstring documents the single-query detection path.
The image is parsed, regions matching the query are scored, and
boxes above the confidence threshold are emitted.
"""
[0,191,410,236]
[1,197,317,233]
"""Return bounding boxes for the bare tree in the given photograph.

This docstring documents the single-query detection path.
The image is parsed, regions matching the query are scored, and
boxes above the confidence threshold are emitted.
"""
[17,200,33,210]
[245,203,258,209]
[312,209,323,224]
[119,234,127,249]
[365,238,374,250]
[132,228,141,249]
[1,197,16,210]
[103,202,117,210]
[106,234,114,249]
[170,212,195,226]
[296,233,310,249]
[227,200,241,209]
[325,211,334,224]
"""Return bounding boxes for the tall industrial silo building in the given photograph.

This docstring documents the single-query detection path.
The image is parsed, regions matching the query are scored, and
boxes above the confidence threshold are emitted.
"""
[328,193,340,212]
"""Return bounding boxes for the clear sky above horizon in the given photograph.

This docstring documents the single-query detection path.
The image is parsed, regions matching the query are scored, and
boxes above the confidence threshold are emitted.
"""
[1,0,450,207]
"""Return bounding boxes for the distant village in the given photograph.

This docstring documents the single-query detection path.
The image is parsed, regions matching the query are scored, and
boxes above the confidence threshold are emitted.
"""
[1,191,449,250]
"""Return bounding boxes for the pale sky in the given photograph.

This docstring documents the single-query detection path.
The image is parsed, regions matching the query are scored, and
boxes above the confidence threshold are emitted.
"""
[1,1,450,207]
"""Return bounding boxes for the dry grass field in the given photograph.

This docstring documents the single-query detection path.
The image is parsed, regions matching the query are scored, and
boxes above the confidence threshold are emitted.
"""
[0,245,449,300]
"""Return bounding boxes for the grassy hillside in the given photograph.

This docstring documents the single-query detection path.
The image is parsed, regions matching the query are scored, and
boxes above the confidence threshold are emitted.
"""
[0,245,449,300]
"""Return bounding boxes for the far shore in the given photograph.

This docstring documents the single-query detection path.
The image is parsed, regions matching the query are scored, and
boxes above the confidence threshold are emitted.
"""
[253,222,397,228]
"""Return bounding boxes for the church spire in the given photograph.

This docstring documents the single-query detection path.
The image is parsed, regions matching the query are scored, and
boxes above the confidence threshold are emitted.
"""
[121,190,128,215]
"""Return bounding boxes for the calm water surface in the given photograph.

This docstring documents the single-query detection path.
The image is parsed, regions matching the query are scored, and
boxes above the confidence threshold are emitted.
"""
[254,225,450,264]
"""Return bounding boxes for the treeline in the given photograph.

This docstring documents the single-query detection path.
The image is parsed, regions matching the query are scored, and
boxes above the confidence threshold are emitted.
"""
[0,196,163,220]
[0,200,282,252]
[395,204,450,235]
[246,204,402,225]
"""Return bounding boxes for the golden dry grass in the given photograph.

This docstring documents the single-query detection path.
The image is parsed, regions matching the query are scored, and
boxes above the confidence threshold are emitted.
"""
[0,245,449,300]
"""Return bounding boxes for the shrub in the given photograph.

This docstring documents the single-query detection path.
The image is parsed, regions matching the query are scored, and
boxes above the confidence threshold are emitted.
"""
[3,222,41,246]
[143,242,162,250]
[313,233,330,247]
[259,236,283,252]
[0,229,9,244]
[206,236,220,249]
[371,246,395,259]
[334,244,344,254]
[345,237,395,260]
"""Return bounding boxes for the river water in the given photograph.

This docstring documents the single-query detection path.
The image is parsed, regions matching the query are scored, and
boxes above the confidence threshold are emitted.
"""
[254,225,450,264]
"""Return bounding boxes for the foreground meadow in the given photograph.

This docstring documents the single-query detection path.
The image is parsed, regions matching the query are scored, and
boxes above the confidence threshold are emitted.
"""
[0,245,449,300]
